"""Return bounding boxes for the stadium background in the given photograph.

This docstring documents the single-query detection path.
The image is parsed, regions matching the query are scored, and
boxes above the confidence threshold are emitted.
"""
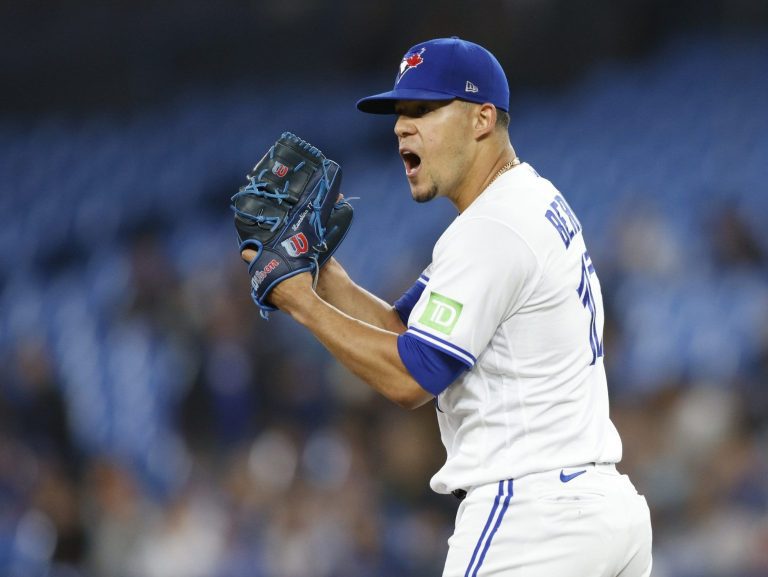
[1,1,767,576]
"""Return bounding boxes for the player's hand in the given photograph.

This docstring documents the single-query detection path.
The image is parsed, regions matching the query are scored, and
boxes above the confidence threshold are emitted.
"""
[241,248,258,263]
[240,247,314,308]
[268,270,315,312]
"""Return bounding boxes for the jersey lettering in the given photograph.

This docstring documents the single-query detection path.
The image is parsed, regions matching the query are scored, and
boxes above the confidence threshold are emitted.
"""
[545,209,571,248]
[554,195,582,235]
[577,251,604,365]
[544,195,582,249]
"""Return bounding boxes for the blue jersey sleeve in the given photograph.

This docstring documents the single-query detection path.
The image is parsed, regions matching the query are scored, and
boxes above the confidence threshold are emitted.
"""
[393,274,429,325]
[397,332,469,396]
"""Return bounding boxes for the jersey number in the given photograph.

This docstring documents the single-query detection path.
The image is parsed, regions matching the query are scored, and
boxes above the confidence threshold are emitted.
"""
[577,251,604,365]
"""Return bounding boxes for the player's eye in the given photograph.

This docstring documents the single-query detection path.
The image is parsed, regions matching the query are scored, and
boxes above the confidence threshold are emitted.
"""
[395,102,437,118]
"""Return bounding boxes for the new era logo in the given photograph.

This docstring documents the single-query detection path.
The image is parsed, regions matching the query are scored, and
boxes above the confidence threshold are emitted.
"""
[465,81,479,93]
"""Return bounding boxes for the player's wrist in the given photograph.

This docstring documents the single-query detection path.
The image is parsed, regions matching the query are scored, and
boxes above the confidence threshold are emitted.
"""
[269,273,320,320]
[315,257,351,299]
[287,291,326,327]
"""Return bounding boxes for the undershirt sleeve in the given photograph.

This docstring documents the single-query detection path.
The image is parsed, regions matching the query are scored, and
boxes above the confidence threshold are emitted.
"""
[393,273,429,325]
[397,332,468,396]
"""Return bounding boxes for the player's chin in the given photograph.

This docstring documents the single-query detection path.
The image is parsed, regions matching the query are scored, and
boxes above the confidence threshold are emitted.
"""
[411,183,439,204]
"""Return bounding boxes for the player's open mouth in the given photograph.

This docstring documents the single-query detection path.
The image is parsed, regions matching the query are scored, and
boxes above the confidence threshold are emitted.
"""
[400,150,421,177]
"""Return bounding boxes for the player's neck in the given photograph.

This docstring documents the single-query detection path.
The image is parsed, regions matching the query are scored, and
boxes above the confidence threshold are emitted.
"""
[453,145,518,213]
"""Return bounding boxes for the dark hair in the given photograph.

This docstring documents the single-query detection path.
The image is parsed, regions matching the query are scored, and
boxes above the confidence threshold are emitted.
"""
[459,99,510,130]
[496,110,510,130]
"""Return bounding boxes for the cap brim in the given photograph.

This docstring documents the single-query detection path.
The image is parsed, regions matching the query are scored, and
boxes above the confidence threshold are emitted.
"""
[356,88,457,114]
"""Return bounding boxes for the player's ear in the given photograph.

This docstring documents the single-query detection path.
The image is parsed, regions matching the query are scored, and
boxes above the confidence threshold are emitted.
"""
[473,103,497,139]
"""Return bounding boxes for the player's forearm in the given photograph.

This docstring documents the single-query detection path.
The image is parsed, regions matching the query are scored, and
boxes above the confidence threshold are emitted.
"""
[277,288,431,409]
[316,258,405,333]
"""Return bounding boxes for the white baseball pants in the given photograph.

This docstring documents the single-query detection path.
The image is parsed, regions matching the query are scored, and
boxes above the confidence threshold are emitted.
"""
[442,463,652,577]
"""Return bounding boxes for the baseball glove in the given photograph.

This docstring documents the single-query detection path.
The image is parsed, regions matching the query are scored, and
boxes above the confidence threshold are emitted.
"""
[230,132,353,317]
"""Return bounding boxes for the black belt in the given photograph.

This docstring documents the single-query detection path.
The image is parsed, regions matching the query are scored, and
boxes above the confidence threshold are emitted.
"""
[452,488,467,500]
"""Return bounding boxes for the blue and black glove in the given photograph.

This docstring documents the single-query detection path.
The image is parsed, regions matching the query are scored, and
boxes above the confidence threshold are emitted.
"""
[230,132,353,317]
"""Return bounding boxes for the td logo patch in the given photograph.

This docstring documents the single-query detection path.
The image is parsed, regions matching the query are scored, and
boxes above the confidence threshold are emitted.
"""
[419,292,463,335]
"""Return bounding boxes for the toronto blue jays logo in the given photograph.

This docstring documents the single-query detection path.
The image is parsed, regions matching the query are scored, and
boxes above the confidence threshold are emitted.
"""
[396,48,426,84]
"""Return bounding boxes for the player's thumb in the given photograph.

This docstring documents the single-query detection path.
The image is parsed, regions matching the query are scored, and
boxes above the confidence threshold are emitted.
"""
[241,248,257,263]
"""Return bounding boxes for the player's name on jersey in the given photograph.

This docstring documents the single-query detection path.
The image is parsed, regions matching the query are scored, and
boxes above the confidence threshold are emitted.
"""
[545,194,582,249]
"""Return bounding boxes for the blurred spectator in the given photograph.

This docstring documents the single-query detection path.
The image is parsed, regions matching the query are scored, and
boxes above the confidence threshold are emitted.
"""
[1,338,77,470]
[83,459,148,577]
[710,205,766,270]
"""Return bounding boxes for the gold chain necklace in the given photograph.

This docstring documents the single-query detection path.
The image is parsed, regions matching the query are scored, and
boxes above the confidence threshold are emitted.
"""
[488,157,521,187]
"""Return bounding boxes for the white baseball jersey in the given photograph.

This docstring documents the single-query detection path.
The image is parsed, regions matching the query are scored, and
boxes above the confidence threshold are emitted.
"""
[404,162,623,494]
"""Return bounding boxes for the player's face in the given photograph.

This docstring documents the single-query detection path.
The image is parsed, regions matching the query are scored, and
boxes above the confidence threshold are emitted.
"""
[394,99,476,205]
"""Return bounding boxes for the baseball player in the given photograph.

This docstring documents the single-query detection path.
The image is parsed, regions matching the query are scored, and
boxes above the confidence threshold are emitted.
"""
[245,37,652,576]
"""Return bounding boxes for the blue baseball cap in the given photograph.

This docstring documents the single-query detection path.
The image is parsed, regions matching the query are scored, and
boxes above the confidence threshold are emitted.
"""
[356,37,509,115]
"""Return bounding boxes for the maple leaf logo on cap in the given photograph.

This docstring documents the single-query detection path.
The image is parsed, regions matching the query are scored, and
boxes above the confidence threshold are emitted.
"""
[396,48,426,84]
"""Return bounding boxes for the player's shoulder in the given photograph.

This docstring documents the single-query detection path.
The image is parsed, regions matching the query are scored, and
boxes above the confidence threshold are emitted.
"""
[440,163,573,256]
[466,164,560,229]
[481,162,557,209]
[434,203,538,267]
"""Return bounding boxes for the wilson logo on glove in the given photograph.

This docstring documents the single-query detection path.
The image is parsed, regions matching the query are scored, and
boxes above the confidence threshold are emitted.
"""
[251,258,281,291]
[272,162,290,178]
[281,233,309,257]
